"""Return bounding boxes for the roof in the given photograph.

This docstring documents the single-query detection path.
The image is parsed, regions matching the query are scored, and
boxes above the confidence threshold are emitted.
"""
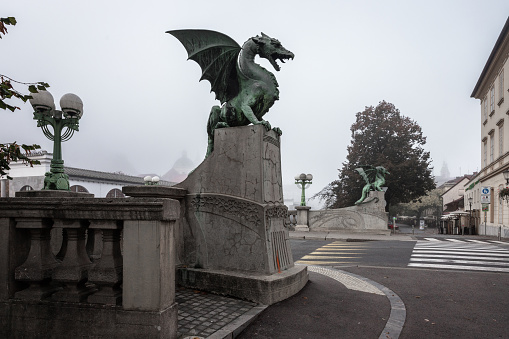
[65,167,176,186]
[471,16,509,98]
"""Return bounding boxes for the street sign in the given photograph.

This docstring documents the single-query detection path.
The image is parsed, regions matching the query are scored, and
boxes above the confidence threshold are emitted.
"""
[481,195,491,204]
[481,186,491,195]
[482,204,489,212]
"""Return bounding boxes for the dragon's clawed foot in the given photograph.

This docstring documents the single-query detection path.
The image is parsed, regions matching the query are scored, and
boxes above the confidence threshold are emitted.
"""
[272,127,282,136]
[259,120,272,131]
[215,122,229,129]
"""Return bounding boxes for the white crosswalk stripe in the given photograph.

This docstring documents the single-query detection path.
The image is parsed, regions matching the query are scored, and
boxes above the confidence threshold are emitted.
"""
[420,237,508,245]
[408,240,509,273]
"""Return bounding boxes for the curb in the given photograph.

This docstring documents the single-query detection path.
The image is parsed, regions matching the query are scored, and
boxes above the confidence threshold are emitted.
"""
[306,265,406,339]
[207,305,268,339]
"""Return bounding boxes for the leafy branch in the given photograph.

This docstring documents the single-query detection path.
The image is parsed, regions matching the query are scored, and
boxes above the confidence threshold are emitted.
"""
[0,143,41,179]
[1,16,46,180]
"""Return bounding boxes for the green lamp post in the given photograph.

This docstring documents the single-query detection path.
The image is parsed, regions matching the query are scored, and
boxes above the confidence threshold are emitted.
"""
[29,90,83,191]
[295,173,313,206]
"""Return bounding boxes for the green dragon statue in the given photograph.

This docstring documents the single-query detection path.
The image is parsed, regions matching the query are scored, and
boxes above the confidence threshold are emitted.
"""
[167,29,294,157]
[355,165,389,205]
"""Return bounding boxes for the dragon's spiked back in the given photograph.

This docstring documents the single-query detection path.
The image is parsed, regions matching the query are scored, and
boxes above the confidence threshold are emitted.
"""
[167,29,241,104]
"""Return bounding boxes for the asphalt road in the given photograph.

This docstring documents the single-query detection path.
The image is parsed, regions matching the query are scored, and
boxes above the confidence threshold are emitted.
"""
[240,228,509,338]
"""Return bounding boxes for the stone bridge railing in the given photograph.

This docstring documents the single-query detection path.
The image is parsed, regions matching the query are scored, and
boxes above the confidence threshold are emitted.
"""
[0,193,179,338]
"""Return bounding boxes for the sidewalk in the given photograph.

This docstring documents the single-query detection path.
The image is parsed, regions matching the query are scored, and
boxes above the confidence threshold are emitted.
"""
[289,230,416,241]
[177,230,411,338]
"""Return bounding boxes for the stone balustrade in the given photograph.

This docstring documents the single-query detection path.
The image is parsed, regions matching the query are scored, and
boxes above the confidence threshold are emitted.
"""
[0,193,179,338]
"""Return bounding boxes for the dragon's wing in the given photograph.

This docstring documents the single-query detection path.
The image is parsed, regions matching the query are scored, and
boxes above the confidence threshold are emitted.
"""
[355,165,376,184]
[167,29,241,104]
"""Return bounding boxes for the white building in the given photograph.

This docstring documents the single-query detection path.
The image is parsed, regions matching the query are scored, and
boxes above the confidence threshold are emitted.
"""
[471,16,509,237]
[0,150,175,197]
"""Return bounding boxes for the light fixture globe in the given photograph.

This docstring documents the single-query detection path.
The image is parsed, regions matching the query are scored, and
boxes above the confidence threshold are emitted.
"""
[152,176,160,183]
[299,173,306,180]
[306,174,313,181]
[60,93,83,118]
[144,175,152,183]
[29,90,55,112]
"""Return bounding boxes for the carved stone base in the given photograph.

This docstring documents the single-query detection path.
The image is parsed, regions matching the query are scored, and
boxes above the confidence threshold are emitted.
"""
[88,286,122,305]
[294,225,309,232]
[14,281,61,301]
[177,265,308,305]
[51,281,97,303]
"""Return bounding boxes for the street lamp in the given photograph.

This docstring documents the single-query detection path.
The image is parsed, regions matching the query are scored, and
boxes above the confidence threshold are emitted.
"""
[468,196,474,235]
[29,90,83,191]
[295,173,312,206]
[503,169,509,184]
[144,176,160,186]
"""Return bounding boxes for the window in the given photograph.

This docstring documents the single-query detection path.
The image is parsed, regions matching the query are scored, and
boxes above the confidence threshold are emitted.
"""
[490,133,495,163]
[483,96,488,121]
[499,69,504,103]
[483,140,487,167]
[106,188,125,198]
[500,124,504,157]
[490,86,495,113]
[20,185,33,191]
[70,185,89,193]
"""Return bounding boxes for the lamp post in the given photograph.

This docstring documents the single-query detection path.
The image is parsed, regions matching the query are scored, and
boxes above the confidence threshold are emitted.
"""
[504,169,509,184]
[468,196,474,235]
[144,176,160,186]
[29,90,83,191]
[295,173,312,206]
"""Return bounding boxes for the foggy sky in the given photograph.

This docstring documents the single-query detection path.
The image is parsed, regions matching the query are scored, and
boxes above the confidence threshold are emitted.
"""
[3,1,509,207]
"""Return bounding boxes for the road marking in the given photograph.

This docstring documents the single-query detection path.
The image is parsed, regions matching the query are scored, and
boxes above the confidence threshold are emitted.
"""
[411,254,509,261]
[408,263,509,272]
[413,249,509,256]
[296,260,352,265]
[409,258,509,266]
[314,248,366,251]
[408,240,509,273]
[424,237,440,241]
[466,239,491,244]
[444,239,465,242]
[301,255,360,259]
[490,241,509,244]
[296,241,366,265]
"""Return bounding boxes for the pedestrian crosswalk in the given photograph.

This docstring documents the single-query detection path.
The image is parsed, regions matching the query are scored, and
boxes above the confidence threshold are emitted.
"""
[295,241,367,266]
[408,238,509,273]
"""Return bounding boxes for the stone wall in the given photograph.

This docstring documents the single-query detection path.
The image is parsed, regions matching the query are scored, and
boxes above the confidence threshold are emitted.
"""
[308,191,388,232]
[0,192,179,338]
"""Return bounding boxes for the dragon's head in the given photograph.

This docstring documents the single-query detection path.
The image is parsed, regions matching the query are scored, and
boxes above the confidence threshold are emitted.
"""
[252,33,294,71]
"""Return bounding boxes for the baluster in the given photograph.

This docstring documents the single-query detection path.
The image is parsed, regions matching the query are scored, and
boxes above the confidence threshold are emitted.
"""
[87,220,123,305]
[51,219,96,302]
[14,218,61,300]
[86,228,103,262]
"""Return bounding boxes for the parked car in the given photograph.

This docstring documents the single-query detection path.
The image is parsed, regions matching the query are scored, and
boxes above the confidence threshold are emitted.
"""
[388,221,399,230]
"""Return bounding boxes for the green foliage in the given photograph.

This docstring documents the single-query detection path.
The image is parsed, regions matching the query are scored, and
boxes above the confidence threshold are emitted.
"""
[314,101,436,209]
[1,17,47,179]
[0,143,41,179]
[1,75,50,112]
[391,187,443,220]
[0,17,16,38]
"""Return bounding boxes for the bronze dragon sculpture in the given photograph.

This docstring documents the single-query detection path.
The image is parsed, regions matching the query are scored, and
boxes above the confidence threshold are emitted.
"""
[167,29,294,157]
[355,166,389,205]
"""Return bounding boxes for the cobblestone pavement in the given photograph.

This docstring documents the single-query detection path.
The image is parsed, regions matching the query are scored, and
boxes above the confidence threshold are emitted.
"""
[176,287,261,338]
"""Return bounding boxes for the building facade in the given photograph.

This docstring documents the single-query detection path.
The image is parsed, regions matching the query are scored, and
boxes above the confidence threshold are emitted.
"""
[0,151,175,197]
[471,16,509,237]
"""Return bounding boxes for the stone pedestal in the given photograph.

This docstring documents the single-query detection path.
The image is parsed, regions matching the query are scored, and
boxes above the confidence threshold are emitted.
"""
[294,206,311,232]
[175,125,307,304]
[308,190,389,232]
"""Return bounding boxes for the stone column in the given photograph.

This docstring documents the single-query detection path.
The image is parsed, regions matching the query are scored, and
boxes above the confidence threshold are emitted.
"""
[122,219,176,311]
[294,206,311,232]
